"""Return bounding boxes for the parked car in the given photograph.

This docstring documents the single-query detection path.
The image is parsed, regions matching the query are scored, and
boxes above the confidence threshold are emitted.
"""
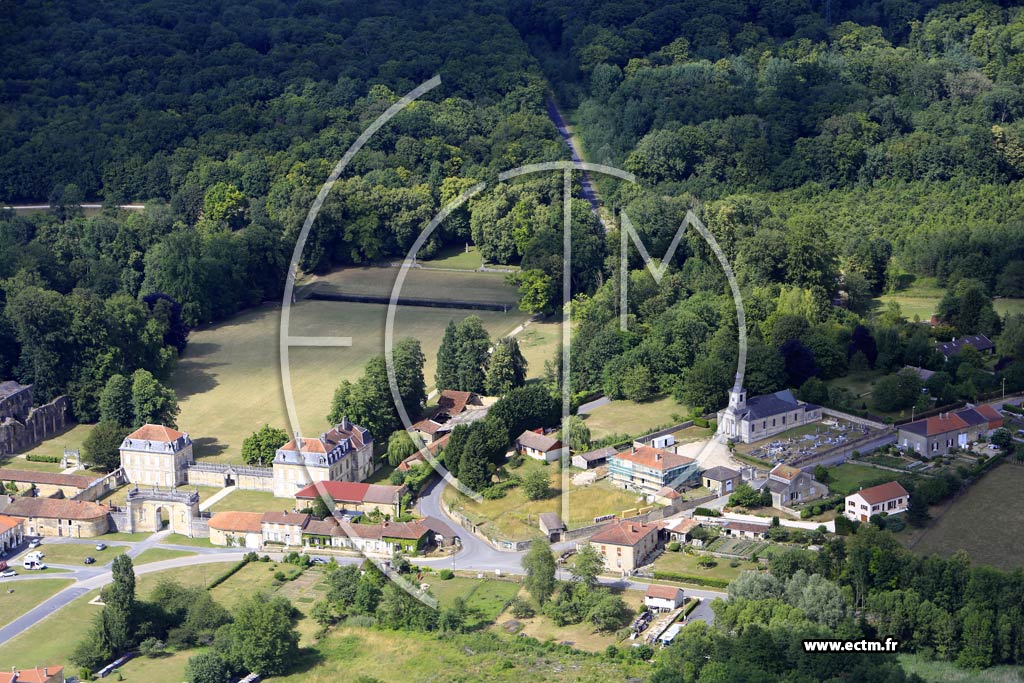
[84,556,96,565]
[27,539,40,549]
[22,559,46,570]
[0,569,16,578]
[95,543,107,551]
[311,557,328,565]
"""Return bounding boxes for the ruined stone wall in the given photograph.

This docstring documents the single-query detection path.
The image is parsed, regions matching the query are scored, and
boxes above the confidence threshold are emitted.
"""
[0,395,71,455]
[0,384,33,422]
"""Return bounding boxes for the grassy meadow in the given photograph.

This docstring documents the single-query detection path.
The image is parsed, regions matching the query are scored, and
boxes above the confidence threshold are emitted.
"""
[906,464,1024,571]
[580,395,689,441]
[169,298,540,462]
[877,277,1024,321]
[443,458,647,540]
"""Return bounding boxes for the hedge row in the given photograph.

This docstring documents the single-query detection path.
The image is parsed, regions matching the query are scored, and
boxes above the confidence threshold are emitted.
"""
[26,454,61,463]
[206,556,253,589]
[652,572,730,589]
[693,507,721,517]
[1003,403,1022,415]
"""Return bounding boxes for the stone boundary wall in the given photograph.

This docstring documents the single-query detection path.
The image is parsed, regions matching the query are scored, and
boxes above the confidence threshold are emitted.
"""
[821,407,888,431]
[186,462,274,491]
[0,395,71,455]
[634,421,694,445]
[74,468,126,502]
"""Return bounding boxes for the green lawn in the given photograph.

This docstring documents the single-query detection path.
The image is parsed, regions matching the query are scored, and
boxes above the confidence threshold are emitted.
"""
[308,266,519,305]
[208,561,305,611]
[652,550,759,583]
[101,531,154,542]
[417,243,484,270]
[16,422,95,462]
[425,576,520,628]
[208,488,291,514]
[265,626,646,682]
[907,464,1024,571]
[14,542,126,567]
[0,454,65,473]
[169,300,529,462]
[105,648,198,683]
[877,278,1024,322]
[580,395,689,441]
[443,459,648,540]
[162,534,218,548]
[515,317,562,382]
[0,562,237,668]
[899,653,1024,683]
[133,547,197,565]
[0,578,74,625]
[825,463,893,495]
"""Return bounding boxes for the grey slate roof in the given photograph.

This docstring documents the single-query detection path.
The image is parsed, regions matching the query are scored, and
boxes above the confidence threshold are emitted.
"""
[575,446,616,462]
[935,334,994,358]
[701,466,739,481]
[538,512,566,531]
[739,389,817,421]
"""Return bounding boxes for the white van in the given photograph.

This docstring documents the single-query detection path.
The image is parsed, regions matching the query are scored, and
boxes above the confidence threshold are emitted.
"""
[22,558,46,570]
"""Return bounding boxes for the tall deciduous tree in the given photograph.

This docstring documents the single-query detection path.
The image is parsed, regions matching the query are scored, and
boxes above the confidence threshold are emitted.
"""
[131,368,179,427]
[227,594,299,676]
[99,374,134,427]
[83,421,130,472]
[241,425,288,467]
[522,538,557,605]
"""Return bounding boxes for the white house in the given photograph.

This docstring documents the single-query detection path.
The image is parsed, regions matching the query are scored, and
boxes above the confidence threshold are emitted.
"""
[645,584,685,612]
[844,481,909,522]
[515,429,567,462]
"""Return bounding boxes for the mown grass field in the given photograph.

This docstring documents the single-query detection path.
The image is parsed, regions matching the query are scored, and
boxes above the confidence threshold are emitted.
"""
[580,395,689,441]
[907,464,1024,571]
[825,463,893,495]
[414,242,484,270]
[652,550,759,583]
[877,277,1024,321]
[208,488,291,514]
[168,298,537,462]
[307,265,520,306]
[15,422,95,462]
[444,458,647,540]
[0,561,237,668]
[132,547,197,565]
[454,460,630,535]
[426,576,520,628]
[0,578,73,626]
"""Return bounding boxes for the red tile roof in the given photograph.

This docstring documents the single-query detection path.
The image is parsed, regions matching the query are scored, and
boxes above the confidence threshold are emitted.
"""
[260,511,311,527]
[293,481,403,505]
[723,520,770,534]
[0,468,97,489]
[0,665,64,682]
[769,464,801,481]
[975,403,1003,425]
[645,584,683,601]
[125,424,186,442]
[437,390,476,416]
[612,445,694,471]
[590,520,659,546]
[852,481,909,505]
[4,497,109,521]
[208,511,263,533]
[280,421,369,454]
[0,514,23,534]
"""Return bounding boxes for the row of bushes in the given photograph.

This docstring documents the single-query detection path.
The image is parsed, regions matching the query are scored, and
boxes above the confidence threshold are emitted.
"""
[1001,403,1021,415]
[651,571,730,589]
[693,507,721,517]
[206,553,261,589]
[25,454,61,463]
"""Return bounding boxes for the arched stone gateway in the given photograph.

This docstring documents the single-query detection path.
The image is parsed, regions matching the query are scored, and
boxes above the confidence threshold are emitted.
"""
[125,487,201,536]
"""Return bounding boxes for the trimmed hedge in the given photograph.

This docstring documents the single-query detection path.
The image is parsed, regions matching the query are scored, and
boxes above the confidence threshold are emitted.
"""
[683,599,701,617]
[652,571,730,589]
[26,454,61,463]
[693,507,721,517]
[206,555,253,589]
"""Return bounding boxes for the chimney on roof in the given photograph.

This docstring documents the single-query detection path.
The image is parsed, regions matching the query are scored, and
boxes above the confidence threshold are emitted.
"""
[294,431,303,449]
[342,416,351,430]
[630,524,636,532]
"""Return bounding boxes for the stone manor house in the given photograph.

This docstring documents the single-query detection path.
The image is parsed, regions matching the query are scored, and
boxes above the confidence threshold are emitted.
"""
[118,417,374,499]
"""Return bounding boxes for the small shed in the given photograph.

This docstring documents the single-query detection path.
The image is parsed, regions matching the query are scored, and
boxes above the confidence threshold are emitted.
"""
[571,446,617,470]
[538,512,566,541]
[645,584,685,612]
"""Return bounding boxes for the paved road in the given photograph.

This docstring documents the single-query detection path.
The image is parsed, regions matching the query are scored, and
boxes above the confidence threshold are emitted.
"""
[546,99,614,232]
[576,395,611,415]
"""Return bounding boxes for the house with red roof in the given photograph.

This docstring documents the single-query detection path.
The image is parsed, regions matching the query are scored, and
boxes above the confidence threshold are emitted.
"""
[898,404,1002,457]
[411,390,492,443]
[608,445,698,496]
[294,480,407,517]
[844,481,909,522]
[119,423,194,487]
[271,417,373,497]
[589,520,661,573]
[645,584,685,612]
[0,666,64,683]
